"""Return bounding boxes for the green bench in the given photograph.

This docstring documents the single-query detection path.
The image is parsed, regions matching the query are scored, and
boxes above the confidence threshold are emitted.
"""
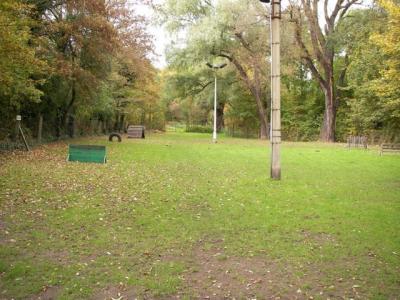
[67,145,106,163]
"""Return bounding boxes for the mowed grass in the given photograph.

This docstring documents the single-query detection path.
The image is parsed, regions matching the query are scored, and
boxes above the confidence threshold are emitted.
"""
[0,132,399,299]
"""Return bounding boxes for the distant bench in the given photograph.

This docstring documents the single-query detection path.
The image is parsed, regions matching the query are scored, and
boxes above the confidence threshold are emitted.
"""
[380,144,400,155]
[67,145,106,163]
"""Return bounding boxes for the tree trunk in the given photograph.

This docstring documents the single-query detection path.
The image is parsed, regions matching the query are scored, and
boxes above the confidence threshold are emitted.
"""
[56,110,63,139]
[64,81,76,138]
[37,114,43,143]
[114,111,120,131]
[260,119,268,140]
[119,114,125,132]
[216,102,224,132]
[255,94,268,140]
[67,114,75,138]
[320,81,336,142]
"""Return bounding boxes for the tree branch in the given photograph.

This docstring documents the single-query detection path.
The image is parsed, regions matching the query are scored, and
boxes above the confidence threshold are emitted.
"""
[293,10,327,89]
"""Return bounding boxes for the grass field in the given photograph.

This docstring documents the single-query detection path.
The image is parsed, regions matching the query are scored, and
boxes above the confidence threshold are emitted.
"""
[0,132,399,299]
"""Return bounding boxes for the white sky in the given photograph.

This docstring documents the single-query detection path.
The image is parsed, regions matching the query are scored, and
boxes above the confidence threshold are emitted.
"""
[131,2,170,69]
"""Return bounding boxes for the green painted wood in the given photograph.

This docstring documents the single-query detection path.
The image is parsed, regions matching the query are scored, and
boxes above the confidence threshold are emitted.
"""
[68,144,106,163]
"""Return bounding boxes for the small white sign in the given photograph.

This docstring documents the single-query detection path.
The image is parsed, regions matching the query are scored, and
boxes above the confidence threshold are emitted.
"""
[16,115,22,121]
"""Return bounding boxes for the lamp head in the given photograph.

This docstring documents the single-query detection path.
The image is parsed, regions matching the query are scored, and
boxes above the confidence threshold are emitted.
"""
[206,62,227,69]
[216,63,227,69]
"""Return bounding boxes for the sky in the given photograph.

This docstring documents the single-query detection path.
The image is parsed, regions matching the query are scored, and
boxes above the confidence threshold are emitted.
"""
[130,2,170,69]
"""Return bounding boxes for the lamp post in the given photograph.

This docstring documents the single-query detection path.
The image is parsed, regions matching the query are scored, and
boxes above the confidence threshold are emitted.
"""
[206,62,227,143]
[260,0,281,180]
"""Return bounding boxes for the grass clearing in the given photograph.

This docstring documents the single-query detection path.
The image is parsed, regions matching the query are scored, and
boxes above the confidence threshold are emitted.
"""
[0,132,399,299]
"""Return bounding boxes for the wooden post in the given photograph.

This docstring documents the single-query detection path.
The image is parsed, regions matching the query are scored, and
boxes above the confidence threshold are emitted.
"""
[270,0,281,179]
[19,126,30,151]
[15,115,21,142]
[16,115,30,151]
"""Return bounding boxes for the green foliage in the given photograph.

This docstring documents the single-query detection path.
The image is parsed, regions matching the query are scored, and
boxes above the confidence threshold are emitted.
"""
[339,4,400,142]
[160,0,272,137]
[281,63,324,141]
[0,0,48,136]
[185,125,212,133]
[0,0,159,140]
[369,0,400,138]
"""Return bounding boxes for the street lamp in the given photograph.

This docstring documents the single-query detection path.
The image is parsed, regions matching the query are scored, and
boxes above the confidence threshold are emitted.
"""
[259,0,281,180]
[206,62,227,143]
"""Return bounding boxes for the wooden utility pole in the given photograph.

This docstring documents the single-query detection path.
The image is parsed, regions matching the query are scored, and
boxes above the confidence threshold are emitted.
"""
[270,0,281,179]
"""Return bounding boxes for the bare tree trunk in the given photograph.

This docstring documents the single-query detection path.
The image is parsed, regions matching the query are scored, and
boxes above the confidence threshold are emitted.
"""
[37,114,43,143]
[216,102,225,132]
[320,82,336,142]
[119,114,125,132]
[253,85,269,139]
[56,109,63,139]
[64,81,76,138]
[259,115,268,139]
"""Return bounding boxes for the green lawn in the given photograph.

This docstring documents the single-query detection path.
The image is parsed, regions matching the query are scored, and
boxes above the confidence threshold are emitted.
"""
[0,132,399,299]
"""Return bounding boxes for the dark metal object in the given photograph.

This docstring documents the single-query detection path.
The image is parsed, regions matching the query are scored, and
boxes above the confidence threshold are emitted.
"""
[109,133,122,142]
[206,63,227,69]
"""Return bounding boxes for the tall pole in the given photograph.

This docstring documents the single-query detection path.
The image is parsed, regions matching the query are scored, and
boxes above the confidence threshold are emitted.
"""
[213,73,217,143]
[270,0,281,179]
[206,62,226,143]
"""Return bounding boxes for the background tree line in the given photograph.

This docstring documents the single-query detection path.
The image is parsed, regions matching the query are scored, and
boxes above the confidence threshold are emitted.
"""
[159,0,400,142]
[1,0,399,144]
[0,0,164,144]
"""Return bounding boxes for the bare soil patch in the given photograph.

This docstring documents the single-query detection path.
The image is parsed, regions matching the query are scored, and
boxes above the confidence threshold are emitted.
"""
[27,286,61,300]
[176,240,364,299]
[90,285,138,300]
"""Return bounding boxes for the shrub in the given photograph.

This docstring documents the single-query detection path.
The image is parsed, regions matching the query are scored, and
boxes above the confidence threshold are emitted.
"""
[185,125,213,133]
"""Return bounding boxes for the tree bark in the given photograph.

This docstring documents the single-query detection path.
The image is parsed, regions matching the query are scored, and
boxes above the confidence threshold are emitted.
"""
[114,111,120,131]
[260,118,269,140]
[320,83,336,142]
[216,102,225,132]
[64,80,76,138]
[119,114,125,132]
[37,114,43,143]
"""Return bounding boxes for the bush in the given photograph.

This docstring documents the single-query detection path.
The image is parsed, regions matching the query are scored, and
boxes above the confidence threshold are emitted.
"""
[185,125,213,133]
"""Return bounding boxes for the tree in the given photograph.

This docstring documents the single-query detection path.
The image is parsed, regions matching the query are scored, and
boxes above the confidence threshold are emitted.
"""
[0,0,48,138]
[337,3,399,141]
[161,0,272,138]
[291,0,359,142]
[25,0,152,138]
[368,0,400,137]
